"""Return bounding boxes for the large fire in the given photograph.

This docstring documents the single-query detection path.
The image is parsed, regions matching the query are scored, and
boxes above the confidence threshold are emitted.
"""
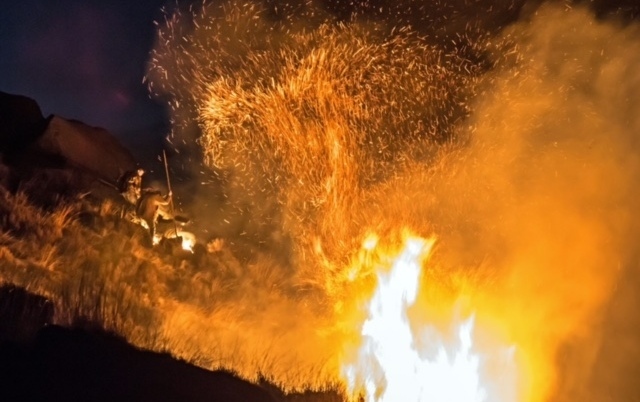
[105,1,640,400]
[341,233,519,402]
[1,2,639,402]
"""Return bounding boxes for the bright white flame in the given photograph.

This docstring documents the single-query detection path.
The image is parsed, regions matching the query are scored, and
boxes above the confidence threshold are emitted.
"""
[180,233,196,252]
[168,229,197,252]
[342,234,517,402]
[153,228,197,252]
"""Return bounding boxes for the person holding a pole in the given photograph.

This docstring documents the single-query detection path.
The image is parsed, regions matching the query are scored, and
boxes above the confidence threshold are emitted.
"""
[134,150,176,244]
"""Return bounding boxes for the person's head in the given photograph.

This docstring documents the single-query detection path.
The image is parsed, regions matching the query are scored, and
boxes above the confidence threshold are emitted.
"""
[137,168,145,177]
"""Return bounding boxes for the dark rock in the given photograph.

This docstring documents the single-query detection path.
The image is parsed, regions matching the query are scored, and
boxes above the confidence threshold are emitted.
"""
[0,325,279,402]
[0,91,48,152]
[36,115,137,185]
[0,96,138,199]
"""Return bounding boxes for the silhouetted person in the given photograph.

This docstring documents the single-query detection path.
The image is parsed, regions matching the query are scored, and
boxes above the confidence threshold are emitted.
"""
[116,168,145,220]
[117,168,144,205]
[136,188,173,242]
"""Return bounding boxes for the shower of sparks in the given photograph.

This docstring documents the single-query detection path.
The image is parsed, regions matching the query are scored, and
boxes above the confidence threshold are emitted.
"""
[141,1,636,400]
[146,0,485,276]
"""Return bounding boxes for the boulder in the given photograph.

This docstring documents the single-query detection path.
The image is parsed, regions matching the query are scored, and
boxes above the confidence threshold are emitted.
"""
[0,92,138,194]
[0,91,48,152]
[35,115,137,185]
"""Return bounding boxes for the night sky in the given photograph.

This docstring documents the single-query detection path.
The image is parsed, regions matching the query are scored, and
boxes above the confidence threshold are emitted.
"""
[1,0,638,160]
[0,0,169,158]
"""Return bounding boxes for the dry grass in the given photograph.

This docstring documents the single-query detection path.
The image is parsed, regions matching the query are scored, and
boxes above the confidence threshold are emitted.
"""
[2,4,491,399]
[141,3,640,401]
[141,1,491,394]
[0,174,351,396]
[6,2,640,400]
[0,4,496,399]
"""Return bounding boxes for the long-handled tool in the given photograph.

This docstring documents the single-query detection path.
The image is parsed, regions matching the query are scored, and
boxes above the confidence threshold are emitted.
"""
[163,149,179,236]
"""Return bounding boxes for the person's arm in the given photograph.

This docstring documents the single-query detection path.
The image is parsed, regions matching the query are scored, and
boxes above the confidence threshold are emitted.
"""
[160,191,173,205]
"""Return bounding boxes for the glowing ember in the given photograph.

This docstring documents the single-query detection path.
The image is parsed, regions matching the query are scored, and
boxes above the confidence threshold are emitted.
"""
[180,235,195,252]
[148,227,196,252]
[162,229,197,253]
[342,234,517,402]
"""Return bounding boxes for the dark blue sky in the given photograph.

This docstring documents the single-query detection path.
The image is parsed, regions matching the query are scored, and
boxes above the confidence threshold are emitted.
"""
[0,0,168,150]
[1,0,637,153]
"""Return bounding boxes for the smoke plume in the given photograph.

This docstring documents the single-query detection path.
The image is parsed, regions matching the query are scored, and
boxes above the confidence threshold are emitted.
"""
[142,0,640,398]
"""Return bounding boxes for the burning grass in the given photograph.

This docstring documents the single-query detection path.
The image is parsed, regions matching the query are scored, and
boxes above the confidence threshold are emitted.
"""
[144,2,640,401]
[0,175,347,395]
[3,1,640,401]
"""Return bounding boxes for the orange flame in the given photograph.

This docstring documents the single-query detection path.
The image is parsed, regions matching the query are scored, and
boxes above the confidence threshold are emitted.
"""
[152,229,196,252]
[341,233,519,402]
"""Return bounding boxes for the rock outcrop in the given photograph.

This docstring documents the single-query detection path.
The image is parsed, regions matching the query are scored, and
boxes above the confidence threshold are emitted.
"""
[0,91,136,194]
[36,115,136,185]
[0,91,48,152]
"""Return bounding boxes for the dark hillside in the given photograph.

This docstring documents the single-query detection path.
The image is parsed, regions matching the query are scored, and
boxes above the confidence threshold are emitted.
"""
[0,323,277,402]
[0,93,341,402]
[0,284,343,402]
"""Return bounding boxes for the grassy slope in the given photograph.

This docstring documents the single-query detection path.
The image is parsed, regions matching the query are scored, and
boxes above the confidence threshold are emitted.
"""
[0,162,345,401]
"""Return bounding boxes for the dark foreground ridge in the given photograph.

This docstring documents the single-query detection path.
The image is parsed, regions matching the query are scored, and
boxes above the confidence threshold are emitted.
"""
[0,286,342,402]
[0,283,279,402]
[0,325,278,402]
